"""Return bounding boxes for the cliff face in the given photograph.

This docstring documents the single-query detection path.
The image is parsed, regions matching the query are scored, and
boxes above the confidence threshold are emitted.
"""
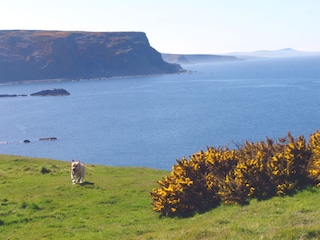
[0,30,182,83]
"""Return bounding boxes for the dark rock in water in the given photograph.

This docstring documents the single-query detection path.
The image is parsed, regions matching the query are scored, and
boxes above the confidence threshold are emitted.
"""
[0,94,28,97]
[39,137,57,141]
[0,94,18,97]
[23,139,31,143]
[0,30,183,83]
[31,89,70,96]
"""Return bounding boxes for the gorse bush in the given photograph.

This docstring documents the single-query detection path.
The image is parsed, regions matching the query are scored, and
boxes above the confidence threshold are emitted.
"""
[308,130,320,186]
[151,131,320,217]
[151,147,238,217]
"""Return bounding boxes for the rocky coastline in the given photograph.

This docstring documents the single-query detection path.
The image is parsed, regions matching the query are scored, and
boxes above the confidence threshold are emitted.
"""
[0,30,183,84]
[0,88,70,97]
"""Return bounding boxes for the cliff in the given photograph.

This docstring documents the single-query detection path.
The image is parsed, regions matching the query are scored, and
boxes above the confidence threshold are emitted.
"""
[0,30,182,83]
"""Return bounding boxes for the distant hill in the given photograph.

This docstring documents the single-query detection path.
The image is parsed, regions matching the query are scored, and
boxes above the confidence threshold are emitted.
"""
[226,48,320,58]
[162,53,240,64]
[0,30,183,83]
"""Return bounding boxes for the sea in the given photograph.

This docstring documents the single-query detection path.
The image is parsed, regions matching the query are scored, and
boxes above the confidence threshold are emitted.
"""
[1,56,320,170]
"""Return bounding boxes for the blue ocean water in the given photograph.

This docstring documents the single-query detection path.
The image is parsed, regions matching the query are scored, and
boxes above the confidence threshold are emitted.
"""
[1,56,320,170]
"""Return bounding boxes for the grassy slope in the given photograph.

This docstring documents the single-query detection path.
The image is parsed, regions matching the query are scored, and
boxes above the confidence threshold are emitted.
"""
[0,154,319,240]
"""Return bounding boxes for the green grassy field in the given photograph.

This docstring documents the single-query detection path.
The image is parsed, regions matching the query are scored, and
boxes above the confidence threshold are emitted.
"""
[0,154,319,239]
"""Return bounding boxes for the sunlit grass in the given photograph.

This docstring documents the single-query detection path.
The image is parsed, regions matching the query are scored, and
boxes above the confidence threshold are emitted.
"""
[0,154,319,239]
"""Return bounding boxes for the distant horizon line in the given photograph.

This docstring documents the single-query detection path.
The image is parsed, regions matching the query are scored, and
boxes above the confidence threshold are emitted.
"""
[0,29,319,56]
[162,48,320,56]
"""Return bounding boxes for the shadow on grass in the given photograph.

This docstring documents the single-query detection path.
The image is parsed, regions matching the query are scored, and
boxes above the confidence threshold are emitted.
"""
[80,181,95,186]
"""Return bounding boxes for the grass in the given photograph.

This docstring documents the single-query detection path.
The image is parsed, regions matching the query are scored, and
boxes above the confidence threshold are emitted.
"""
[0,154,320,239]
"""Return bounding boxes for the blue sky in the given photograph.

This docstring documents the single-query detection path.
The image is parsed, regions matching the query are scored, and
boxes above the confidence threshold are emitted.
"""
[1,0,319,54]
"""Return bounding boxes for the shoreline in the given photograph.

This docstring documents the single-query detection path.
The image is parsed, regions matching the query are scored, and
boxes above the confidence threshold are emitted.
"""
[0,70,187,86]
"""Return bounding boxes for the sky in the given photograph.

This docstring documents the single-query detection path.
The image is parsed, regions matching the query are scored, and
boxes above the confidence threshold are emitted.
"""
[1,0,320,54]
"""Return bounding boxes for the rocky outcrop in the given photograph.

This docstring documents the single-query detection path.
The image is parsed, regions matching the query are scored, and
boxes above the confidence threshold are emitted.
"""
[0,30,183,83]
[39,137,57,141]
[0,94,27,97]
[0,88,69,97]
[30,88,70,96]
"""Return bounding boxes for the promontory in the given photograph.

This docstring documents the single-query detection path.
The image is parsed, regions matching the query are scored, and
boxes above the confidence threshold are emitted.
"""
[0,30,183,83]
